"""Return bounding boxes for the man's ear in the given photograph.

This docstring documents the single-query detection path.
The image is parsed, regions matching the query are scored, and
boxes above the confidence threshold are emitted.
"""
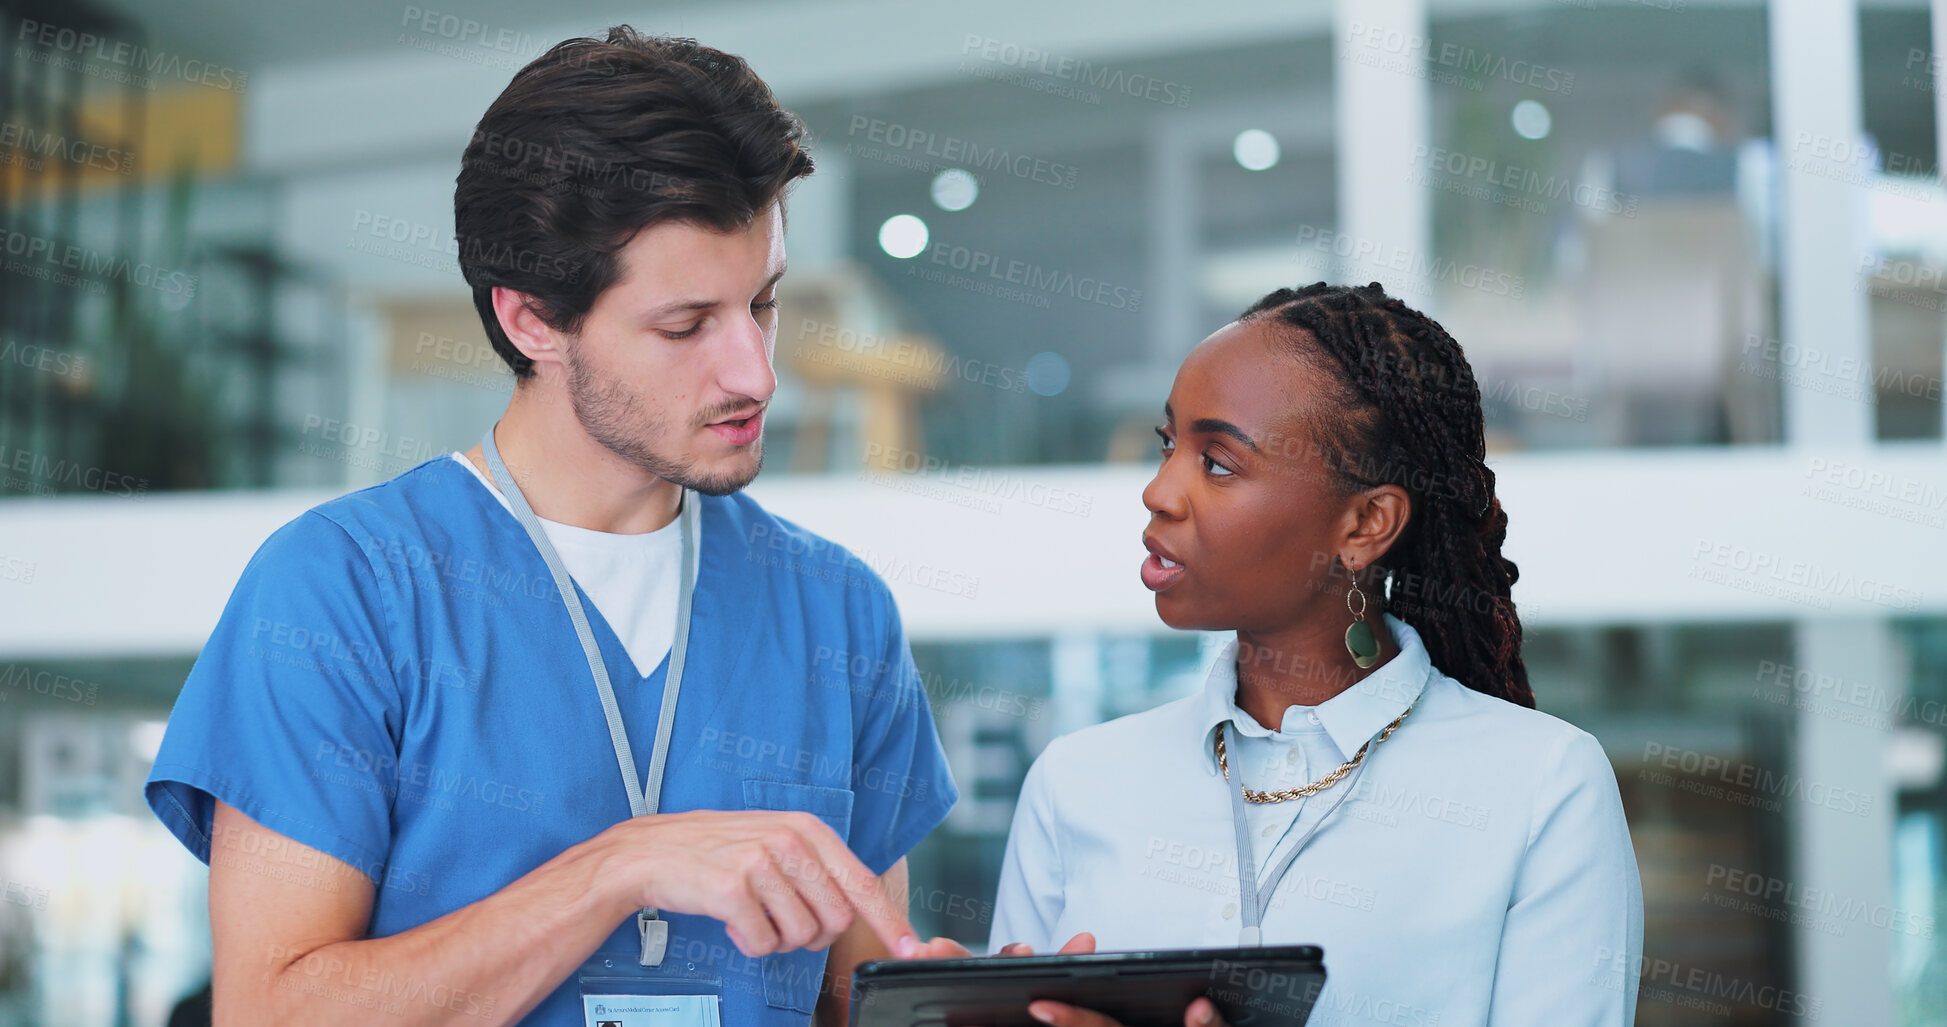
[491,286,566,374]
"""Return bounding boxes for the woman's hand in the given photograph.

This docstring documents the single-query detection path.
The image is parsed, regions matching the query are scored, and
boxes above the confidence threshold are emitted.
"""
[900,930,1098,960]
[894,932,1229,1026]
[1025,996,1228,1027]
[996,934,1231,1027]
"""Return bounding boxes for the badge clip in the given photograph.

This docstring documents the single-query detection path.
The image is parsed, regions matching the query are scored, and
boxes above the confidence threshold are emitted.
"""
[638,911,669,967]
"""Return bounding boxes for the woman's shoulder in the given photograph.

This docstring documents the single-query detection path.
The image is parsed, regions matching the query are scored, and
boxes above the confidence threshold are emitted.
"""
[1422,670,1595,740]
[1420,674,1618,784]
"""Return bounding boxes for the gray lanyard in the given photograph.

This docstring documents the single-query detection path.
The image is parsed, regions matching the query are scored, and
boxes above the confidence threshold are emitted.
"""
[481,426,697,967]
[1224,725,1368,946]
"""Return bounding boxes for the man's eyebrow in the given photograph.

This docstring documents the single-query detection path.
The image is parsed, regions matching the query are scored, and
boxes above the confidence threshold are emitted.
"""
[644,298,716,318]
[1188,417,1261,452]
[643,267,788,319]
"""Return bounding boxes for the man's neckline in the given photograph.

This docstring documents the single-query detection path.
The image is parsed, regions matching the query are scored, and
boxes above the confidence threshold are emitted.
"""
[447,451,683,547]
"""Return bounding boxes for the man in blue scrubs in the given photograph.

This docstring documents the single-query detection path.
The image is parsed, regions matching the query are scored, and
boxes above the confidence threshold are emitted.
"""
[144,27,957,1025]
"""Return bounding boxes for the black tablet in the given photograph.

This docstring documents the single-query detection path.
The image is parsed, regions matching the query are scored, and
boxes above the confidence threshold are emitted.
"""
[849,945,1326,1027]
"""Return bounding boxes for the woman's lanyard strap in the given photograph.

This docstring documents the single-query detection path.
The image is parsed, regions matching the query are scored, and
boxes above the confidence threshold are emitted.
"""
[1225,721,1369,946]
[481,425,698,966]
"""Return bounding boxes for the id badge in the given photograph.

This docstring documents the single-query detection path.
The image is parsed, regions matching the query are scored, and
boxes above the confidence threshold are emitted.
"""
[578,954,723,1027]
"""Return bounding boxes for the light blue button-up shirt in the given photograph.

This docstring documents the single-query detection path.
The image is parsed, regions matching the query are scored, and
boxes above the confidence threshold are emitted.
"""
[990,614,1642,1026]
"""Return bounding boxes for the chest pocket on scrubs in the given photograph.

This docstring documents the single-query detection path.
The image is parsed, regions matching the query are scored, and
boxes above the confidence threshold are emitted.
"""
[741,778,855,1014]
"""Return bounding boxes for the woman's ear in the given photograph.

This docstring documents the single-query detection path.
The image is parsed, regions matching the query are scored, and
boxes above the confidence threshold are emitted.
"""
[1343,484,1412,573]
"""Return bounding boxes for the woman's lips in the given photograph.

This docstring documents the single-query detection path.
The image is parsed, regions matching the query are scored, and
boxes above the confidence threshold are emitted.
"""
[1141,551,1186,592]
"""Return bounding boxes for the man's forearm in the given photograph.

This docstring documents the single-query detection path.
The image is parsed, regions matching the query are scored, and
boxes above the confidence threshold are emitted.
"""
[216,803,923,1025]
[235,835,634,1026]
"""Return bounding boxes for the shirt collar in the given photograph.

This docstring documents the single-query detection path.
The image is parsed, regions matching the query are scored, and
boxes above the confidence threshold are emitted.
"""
[1195,612,1434,774]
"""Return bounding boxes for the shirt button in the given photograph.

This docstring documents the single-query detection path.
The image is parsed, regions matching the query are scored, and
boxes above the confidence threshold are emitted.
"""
[1261,823,1278,837]
[1221,902,1238,920]
[1285,749,1302,765]
[1307,712,1321,725]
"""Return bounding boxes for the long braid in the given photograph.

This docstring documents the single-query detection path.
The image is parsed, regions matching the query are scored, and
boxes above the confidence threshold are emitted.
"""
[1240,282,1534,708]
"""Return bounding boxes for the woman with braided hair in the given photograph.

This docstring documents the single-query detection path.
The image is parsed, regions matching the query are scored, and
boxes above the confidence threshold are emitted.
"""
[912,282,1642,1026]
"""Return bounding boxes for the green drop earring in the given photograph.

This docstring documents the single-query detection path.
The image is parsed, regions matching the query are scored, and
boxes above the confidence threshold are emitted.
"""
[1344,575,1379,669]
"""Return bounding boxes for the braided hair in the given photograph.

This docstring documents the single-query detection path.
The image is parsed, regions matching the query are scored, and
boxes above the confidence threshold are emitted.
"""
[1239,282,1533,708]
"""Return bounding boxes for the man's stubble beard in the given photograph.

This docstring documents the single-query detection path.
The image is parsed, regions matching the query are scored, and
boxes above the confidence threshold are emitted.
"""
[563,344,764,497]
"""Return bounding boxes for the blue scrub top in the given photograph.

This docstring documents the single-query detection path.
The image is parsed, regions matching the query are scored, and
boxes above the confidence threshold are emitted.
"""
[146,457,959,1025]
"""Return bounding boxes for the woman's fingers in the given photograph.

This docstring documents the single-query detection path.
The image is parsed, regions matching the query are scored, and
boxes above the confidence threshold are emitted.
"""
[1027,1000,1125,1026]
[907,930,1156,1027]
[1183,997,1229,1026]
[1021,994,1227,1026]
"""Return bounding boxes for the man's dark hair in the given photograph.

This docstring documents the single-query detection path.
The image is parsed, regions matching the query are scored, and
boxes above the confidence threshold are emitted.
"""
[455,27,814,377]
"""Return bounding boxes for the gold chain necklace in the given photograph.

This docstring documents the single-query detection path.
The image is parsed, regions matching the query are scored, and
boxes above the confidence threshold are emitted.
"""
[1215,700,1416,804]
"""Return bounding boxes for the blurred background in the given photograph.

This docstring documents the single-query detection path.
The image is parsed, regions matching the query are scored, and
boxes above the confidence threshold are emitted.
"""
[0,0,1943,1023]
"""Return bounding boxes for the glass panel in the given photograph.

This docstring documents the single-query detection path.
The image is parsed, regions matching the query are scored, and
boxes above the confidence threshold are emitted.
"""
[1421,3,1779,449]
[786,35,1335,471]
[1892,618,1947,1024]
[1861,8,1944,441]
[0,656,208,1027]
